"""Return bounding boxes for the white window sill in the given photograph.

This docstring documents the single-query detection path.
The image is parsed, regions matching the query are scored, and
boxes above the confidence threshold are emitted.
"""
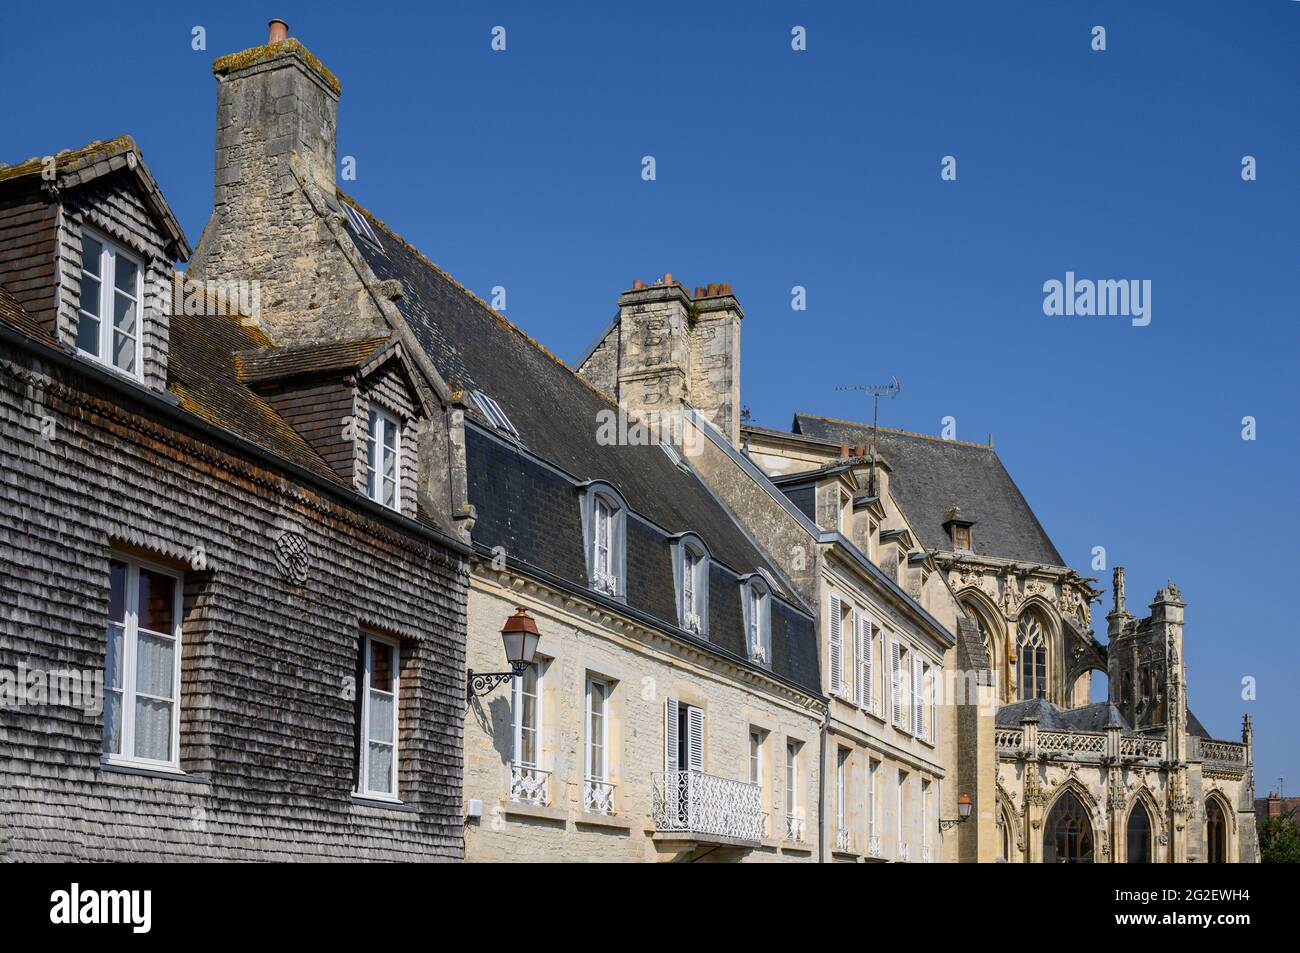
[100,758,205,785]
[75,349,145,385]
[351,794,415,812]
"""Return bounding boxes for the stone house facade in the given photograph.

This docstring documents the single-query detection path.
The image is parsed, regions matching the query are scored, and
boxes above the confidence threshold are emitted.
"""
[0,119,471,858]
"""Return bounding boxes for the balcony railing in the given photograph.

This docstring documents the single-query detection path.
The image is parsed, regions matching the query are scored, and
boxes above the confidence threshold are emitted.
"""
[509,763,550,806]
[651,770,766,844]
[592,569,619,596]
[583,778,617,815]
[921,844,931,863]
[897,841,909,863]
[785,813,805,843]
[1200,739,1247,771]
[835,828,851,853]
[867,834,881,858]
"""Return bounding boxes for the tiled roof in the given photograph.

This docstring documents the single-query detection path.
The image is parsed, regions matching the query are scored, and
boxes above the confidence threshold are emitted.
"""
[790,413,1065,566]
[235,336,392,385]
[0,281,54,345]
[167,308,342,484]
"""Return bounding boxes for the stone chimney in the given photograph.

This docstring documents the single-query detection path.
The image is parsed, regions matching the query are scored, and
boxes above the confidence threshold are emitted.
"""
[189,20,386,345]
[577,276,743,445]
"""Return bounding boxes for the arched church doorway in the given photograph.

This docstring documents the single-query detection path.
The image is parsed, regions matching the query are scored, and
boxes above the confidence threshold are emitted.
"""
[1043,791,1094,863]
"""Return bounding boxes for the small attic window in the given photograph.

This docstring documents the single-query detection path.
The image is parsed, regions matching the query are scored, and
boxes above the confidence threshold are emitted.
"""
[952,524,972,551]
[472,389,519,439]
[342,203,383,252]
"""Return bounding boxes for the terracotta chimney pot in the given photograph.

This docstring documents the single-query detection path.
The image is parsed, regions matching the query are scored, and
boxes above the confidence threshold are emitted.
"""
[268,19,289,44]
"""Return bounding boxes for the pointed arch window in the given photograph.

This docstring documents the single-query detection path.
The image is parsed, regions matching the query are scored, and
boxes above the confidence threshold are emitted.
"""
[1043,790,1094,863]
[1016,612,1048,701]
[1127,801,1153,863]
[1206,797,1228,863]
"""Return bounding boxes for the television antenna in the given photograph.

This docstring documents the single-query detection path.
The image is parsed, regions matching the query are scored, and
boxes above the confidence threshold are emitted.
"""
[834,375,901,497]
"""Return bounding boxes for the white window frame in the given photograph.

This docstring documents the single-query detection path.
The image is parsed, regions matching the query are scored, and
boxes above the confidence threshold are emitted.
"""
[585,676,609,783]
[76,228,144,379]
[673,534,709,636]
[749,728,764,787]
[357,631,401,801]
[897,769,909,858]
[342,201,384,251]
[836,747,849,832]
[471,389,519,438]
[580,483,626,598]
[868,759,879,841]
[365,408,402,510]
[101,557,183,771]
[512,661,543,769]
[785,740,799,822]
[742,574,772,665]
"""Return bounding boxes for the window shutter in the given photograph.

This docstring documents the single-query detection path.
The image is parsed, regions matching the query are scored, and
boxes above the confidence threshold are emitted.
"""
[828,594,843,696]
[686,706,705,772]
[864,618,874,711]
[853,612,864,706]
[912,656,924,738]
[664,697,679,773]
[890,640,902,726]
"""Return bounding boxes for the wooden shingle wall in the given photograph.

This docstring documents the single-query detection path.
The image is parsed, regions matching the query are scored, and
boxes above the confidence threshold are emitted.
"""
[0,339,469,861]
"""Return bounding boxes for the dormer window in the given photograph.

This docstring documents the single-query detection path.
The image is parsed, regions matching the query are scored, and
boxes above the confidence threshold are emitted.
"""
[742,575,772,665]
[672,534,709,636]
[76,230,142,378]
[366,409,401,510]
[580,483,627,598]
[952,524,972,551]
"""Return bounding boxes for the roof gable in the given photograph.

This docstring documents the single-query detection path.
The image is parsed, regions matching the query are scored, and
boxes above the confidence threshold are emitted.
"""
[0,136,190,260]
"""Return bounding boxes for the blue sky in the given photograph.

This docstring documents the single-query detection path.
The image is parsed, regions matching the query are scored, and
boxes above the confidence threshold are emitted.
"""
[3,1,1296,794]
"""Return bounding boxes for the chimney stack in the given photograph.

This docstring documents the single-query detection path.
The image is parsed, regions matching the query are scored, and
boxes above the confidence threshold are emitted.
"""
[189,22,389,346]
[575,278,745,446]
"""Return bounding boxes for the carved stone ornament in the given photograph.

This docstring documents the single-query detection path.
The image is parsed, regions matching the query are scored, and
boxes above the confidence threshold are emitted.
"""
[274,531,311,585]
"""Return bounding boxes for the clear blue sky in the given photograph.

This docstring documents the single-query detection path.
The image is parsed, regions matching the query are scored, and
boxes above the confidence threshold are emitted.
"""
[3,1,1296,795]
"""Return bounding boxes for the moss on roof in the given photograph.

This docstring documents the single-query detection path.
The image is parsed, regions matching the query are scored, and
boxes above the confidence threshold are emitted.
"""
[213,39,341,96]
[0,135,135,185]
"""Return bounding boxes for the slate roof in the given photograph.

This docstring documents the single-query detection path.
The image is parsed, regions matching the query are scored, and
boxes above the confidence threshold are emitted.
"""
[790,414,1065,566]
[342,195,820,693]
[996,697,1214,739]
[997,698,1130,732]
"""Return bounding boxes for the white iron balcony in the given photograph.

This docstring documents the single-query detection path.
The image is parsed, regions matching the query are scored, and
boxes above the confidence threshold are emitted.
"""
[652,770,766,847]
[583,778,617,815]
[509,763,550,806]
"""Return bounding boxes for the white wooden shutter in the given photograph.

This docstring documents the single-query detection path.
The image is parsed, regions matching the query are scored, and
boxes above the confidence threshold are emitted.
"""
[912,656,924,738]
[864,618,874,711]
[686,706,705,772]
[828,594,843,696]
[890,640,902,726]
[853,611,865,706]
[664,697,679,772]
